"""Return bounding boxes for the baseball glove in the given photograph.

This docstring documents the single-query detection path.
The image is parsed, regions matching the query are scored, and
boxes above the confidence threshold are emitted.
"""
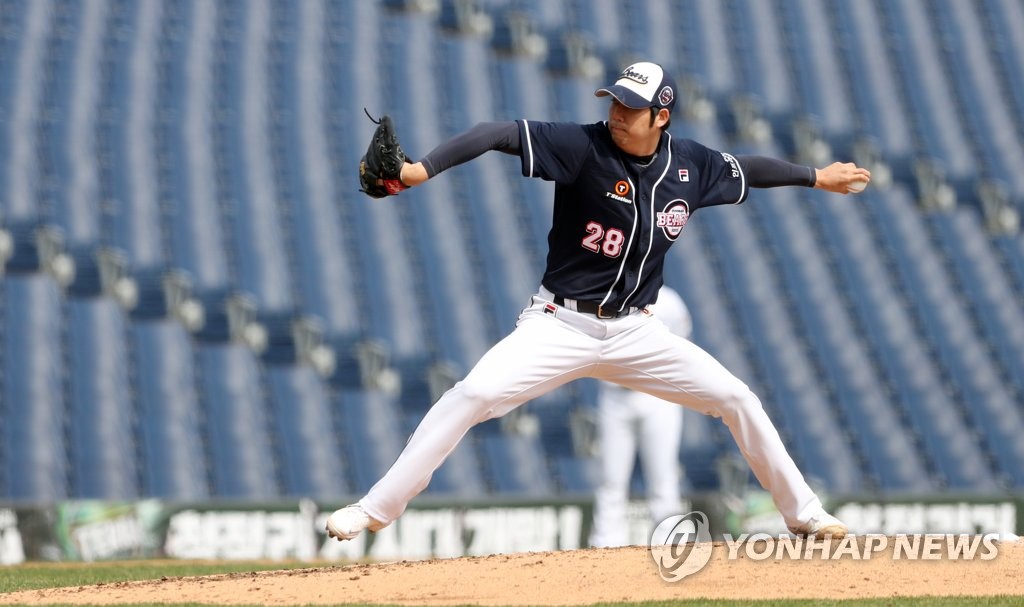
[358,109,410,198]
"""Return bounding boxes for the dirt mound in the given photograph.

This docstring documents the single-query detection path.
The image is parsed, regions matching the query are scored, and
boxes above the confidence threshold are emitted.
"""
[3,538,1021,605]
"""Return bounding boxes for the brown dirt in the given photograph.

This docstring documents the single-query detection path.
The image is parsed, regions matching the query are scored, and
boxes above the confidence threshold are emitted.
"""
[2,539,1022,605]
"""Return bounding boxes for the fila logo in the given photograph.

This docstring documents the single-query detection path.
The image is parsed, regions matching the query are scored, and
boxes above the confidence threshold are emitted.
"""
[657,200,690,241]
[678,169,689,182]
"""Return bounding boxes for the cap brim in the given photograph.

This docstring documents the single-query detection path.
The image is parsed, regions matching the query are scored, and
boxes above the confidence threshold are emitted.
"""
[595,84,652,109]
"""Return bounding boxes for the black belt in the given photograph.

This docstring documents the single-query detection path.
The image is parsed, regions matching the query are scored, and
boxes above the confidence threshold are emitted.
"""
[553,296,629,319]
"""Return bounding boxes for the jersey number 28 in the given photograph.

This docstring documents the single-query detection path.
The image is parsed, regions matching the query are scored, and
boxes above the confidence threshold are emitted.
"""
[581,221,624,258]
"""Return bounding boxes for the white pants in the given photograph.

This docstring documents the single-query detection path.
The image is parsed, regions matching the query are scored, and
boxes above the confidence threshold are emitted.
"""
[589,386,684,548]
[359,289,821,529]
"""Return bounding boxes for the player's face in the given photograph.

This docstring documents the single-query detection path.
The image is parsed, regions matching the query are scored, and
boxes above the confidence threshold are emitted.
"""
[607,99,665,156]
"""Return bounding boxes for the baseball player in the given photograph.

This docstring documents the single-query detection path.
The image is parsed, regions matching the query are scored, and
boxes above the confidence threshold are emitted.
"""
[332,61,870,542]
[589,285,692,548]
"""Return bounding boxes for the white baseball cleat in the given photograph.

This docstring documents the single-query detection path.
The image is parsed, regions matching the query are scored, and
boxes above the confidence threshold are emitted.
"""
[788,511,848,540]
[326,504,384,541]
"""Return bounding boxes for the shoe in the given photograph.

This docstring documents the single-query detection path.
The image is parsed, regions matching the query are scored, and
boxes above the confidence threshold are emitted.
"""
[788,511,848,540]
[326,504,384,541]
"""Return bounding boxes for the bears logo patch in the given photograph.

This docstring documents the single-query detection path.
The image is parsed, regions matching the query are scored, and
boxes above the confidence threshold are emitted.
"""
[656,200,690,241]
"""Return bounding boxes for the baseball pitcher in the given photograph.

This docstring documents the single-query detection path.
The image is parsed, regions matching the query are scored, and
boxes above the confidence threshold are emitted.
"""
[332,61,871,542]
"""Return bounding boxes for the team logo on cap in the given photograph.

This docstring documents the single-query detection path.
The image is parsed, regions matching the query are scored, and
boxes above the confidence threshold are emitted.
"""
[619,66,649,85]
[658,85,674,107]
[657,200,690,240]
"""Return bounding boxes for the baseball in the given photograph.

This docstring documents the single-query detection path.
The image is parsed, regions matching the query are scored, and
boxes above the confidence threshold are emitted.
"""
[847,178,868,193]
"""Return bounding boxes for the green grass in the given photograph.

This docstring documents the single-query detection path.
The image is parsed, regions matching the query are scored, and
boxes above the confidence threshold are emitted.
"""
[0,560,322,593]
[0,563,1020,606]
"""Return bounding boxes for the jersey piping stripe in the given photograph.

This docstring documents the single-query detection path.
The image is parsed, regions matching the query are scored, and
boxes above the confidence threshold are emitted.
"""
[524,118,532,175]
[599,174,638,310]
[620,133,673,311]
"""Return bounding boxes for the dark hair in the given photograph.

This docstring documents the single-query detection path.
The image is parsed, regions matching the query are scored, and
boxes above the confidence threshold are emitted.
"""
[649,107,671,130]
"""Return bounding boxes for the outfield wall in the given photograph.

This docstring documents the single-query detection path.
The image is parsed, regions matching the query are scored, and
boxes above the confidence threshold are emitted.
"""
[0,494,1019,564]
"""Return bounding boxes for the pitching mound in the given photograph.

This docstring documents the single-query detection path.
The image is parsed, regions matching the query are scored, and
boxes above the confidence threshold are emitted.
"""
[2,539,1022,605]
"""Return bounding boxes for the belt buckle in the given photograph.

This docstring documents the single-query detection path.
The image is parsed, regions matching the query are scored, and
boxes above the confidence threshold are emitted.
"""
[596,305,615,319]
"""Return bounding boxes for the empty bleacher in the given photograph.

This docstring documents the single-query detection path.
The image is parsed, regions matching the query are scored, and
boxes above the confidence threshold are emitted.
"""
[0,0,1022,508]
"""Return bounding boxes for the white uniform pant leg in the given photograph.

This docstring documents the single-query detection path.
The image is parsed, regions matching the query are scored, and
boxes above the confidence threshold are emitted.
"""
[359,309,598,524]
[600,319,821,528]
[589,386,639,548]
[634,393,684,526]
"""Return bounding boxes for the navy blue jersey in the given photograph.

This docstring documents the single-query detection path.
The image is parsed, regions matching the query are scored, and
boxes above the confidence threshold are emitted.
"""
[518,120,747,311]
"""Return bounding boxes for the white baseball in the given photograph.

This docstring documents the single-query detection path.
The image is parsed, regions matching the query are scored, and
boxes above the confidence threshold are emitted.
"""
[846,178,868,193]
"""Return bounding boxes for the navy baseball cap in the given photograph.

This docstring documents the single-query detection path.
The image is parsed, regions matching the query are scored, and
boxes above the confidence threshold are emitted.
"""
[595,61,677,112]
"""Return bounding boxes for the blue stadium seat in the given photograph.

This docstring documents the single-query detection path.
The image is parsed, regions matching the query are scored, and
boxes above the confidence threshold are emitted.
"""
[198,344,279,499]
[748,188,933,492]
[670,0,738,103]
[2,0,49,226]
[438,33,540,334]
[101,0,166,272]
[269,0,361,342]
[166,0,233,293]
[729,0,795,128]
[869,188,1019,486]
[2,275,68,500]
[878,0,975,190]
[482,433,554,495]
[929,209,1024,399]
[67,298,138,498]
[811,191,1000,490]
[338,389,405,494]
[405,409,486,498]
[775,0,855,148]
[979,0,1024,177]
[831,1,915,166]
[698,202,867,493]
[930,0,1024,201]
[133,320,209,499]
[619,0,676,65]
[219,0,295,315]
[267,365,349,499]
[40,0,105,249]
[379,11,493,371]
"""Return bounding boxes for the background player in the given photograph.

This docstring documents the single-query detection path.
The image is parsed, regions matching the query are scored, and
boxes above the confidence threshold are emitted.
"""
[590,285,693,548]
[332,61,871,543]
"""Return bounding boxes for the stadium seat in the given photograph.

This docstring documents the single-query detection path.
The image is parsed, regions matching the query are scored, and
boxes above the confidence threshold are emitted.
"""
[133,320,210,499]
[2,275,69,500]
[198,344,279,499]
[338,389,405,494]
[482,433,555,496]
[267,365,349,499]
[67,298,139,498]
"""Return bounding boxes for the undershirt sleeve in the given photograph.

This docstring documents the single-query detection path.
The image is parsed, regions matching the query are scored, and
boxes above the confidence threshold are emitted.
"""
[420,121,522,178]
[737,155,816,188]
